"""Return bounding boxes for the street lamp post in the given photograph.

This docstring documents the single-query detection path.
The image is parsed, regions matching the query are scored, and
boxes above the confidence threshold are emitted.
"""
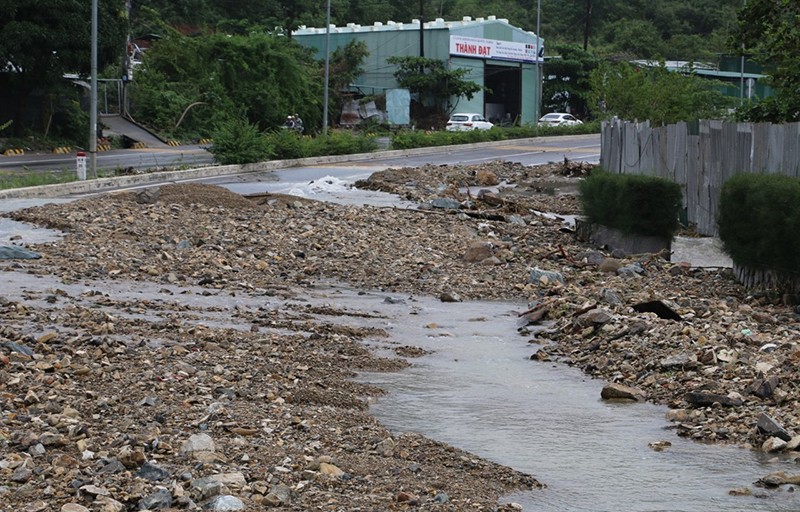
[89,0,98,179]
[322,0,331,134]
[536,0,542,124]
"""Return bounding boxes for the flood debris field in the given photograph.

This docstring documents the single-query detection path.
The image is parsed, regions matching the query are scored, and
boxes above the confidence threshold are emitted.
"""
[2,159,800,511]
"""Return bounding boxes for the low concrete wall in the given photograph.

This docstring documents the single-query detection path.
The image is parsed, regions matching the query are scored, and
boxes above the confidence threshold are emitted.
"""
[576,219,671,256]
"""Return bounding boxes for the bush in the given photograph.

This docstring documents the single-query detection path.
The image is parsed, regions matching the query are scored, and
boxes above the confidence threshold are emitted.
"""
[266,130,310,160]
[390,121,600,150]
[209,116,272,165]
[718,173,800,275]
[579,170,683,238]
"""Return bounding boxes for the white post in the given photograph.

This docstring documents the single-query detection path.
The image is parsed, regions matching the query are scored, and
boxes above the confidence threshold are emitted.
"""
[76,151,87,180]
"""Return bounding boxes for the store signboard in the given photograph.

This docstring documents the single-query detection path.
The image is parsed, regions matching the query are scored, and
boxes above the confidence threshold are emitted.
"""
[449,35,541,63]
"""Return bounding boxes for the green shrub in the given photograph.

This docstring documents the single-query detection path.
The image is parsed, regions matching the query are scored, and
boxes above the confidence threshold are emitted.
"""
[209,116,272,165]
[718,173,800,275]
[390,121,600,150]
[579,170,683,238]
[311,131,378,155]
[266,130,310,160]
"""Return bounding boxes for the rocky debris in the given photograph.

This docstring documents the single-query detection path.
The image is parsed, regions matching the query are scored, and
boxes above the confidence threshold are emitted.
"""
[601,383,646,401]
[2,159,800,509]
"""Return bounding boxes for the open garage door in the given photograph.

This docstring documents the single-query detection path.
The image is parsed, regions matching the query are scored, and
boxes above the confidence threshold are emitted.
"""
[484,64,521,126]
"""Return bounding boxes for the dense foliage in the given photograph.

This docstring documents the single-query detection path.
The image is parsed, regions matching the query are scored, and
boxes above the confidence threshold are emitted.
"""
[0,0,127,139]
[718,173,800,277]
[579,170,683,238]
[387,56,483,115]
[209,117,377,164]
[131,32,323,138]
[735,0,800,122]
[588,62,732,125]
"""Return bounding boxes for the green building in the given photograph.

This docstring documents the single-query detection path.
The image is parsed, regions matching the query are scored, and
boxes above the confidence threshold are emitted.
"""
[293,16,543,125]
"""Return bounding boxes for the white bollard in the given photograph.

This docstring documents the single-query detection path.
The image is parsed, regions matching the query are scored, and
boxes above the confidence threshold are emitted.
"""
[76,151,87,180]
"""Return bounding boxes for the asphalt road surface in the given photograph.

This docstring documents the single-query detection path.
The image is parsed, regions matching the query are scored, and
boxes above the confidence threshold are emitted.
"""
[0,145,214,175]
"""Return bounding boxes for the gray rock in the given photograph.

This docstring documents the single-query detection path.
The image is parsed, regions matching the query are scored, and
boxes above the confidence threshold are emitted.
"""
[135,187,161,205]
[138,488,172,510]
[762,437,788,453]
[180,433,215,457]
[439,291,462,303]
[136,462,171,481]
[576,308,613,327]
[98,459,126,475]
[660,353,698,370]
[11,467,33,483]
[617,263,644,277]
[191,479,223,500]
[0,246,41,259]
[684,391,743,408]
[433,491,449,503]
[578,251,606,266]
[463,242,493,263]
[749,375,780,399]
[528,267,565,286]
[507,215,526,225]
[1,341,34,356]
[263,484,291,507]
[601,288,623,306]
[205,495,244,511]
[430,198,461,210]
[757,413,792,441]
[601,383,645,401]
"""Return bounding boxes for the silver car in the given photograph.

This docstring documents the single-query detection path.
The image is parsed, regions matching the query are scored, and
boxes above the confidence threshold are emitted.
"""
[538,113,583,126]
[446,113,494,131]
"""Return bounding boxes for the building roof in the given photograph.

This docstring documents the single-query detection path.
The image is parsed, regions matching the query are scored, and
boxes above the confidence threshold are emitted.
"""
[294,15,537,38]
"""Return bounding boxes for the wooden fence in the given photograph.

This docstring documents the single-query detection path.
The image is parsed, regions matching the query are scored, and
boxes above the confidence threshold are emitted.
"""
[600,119,800,236]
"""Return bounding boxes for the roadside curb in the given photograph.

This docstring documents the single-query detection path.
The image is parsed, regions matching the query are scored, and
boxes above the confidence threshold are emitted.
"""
[0,134,599,200]
[2,149,25,156]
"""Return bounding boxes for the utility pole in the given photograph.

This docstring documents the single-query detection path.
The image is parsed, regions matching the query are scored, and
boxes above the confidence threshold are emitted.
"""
[419,0,424,58]
[323,0,331,134]
[90,0,98,179]
[536,0,542,123]
[583,0,592,51]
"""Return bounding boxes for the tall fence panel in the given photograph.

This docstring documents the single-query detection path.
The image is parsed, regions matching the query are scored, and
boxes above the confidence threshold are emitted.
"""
[600,119,800,236]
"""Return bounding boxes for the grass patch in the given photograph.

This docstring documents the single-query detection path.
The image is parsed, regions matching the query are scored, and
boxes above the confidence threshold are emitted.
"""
[0,170,78,190]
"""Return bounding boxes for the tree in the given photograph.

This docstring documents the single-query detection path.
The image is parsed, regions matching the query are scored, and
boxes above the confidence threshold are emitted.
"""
[327,40,369,123]
[130,32,322,137]
[387,56,483,114]
[588,61,732,125]
[0,0,127,137]
[736,0,800,122]
[542,44,599,118]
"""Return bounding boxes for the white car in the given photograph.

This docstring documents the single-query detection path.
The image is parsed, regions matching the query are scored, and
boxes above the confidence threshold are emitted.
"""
[446,113,494,131]
[538,113,583,126]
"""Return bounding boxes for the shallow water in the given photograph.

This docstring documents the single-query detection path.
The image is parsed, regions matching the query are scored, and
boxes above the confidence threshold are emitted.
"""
[354,297,799,512]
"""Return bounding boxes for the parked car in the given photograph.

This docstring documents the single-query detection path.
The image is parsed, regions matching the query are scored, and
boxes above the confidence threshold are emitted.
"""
[538,113,583,126]
[446,113,494,131]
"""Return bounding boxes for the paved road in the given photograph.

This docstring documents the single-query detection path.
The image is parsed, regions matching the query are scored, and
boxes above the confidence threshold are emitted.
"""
[207,134,601,193]
[0,145,214,174]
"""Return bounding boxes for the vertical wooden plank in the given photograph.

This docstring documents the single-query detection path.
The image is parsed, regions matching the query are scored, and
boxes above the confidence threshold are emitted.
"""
[686,134,700,232]
[639,123,655,175]
[752,123,770,173]
[767,123,784,173]
[783,122,800,177]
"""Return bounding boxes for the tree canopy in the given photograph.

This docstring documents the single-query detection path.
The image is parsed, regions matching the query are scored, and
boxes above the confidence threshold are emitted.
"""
[736,0,800,122]
[0,0,127,137]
